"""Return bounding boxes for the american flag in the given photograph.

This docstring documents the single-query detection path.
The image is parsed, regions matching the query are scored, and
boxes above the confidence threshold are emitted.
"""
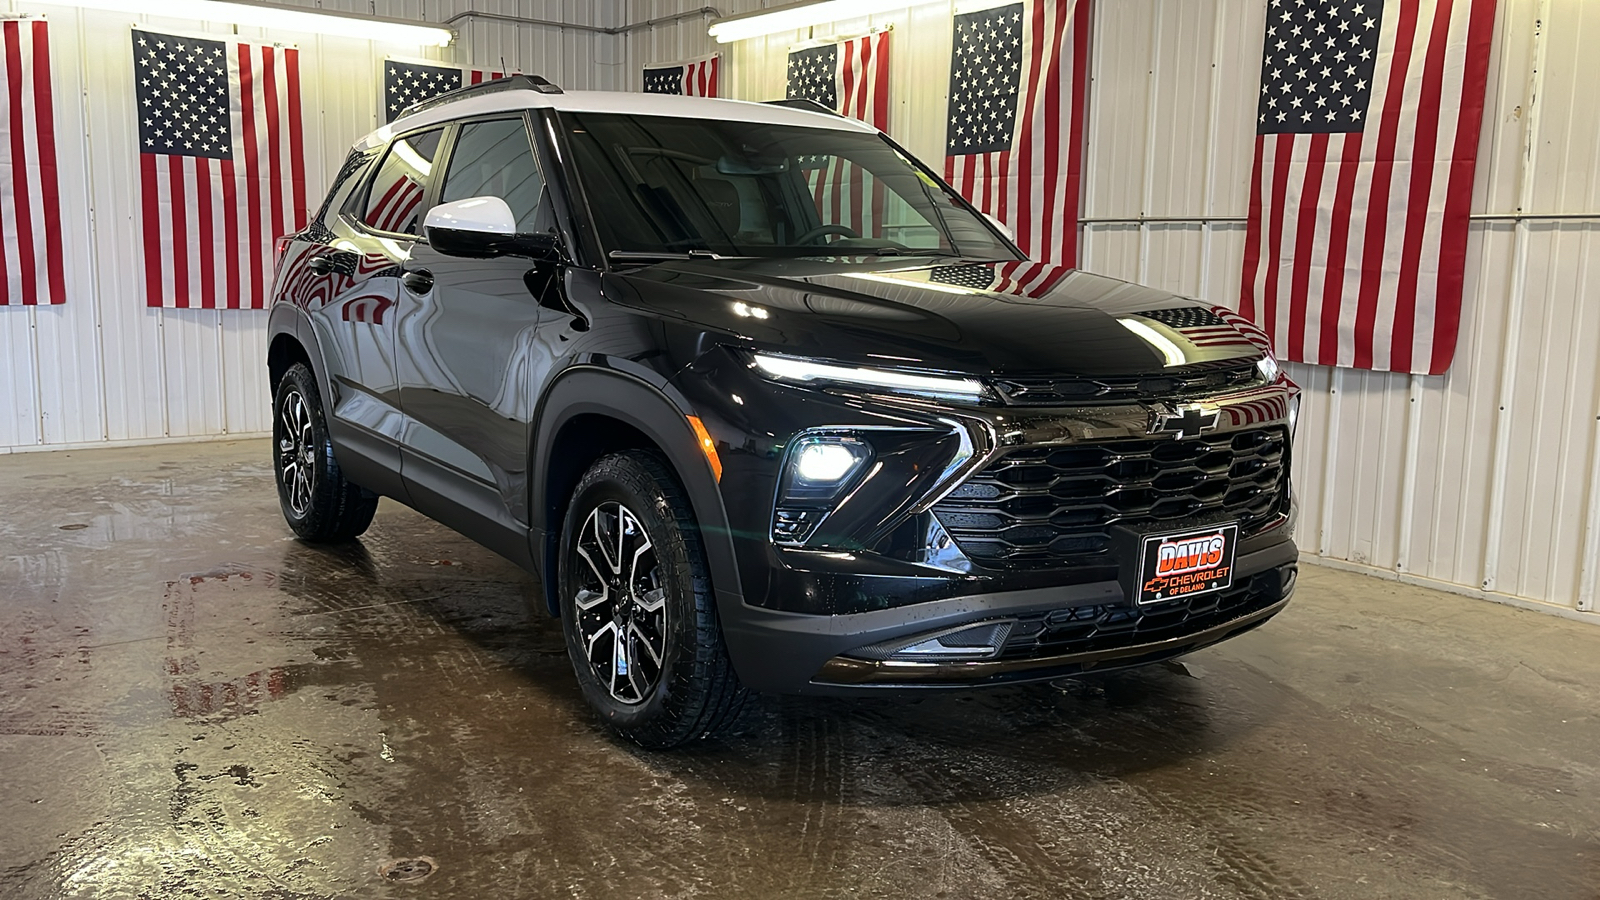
[945,0,1090,290]
[1,17,66,306]
[643,54,718,97]
[383,58,510,123]
[786,31,890,238]
[1240,0,1497,375]
[134,29,305,310]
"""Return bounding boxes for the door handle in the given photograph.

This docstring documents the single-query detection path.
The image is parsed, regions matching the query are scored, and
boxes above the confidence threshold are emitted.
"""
[306,255,333,274]
[401,268,433,294]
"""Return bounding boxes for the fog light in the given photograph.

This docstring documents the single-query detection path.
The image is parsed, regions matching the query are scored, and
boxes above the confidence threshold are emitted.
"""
[795,442,859,483]
[778,435,871,506]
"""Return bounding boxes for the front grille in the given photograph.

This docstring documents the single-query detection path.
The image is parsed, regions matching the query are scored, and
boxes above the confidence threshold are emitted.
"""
[933,427,1289,569]
[993,360,1264,406]
[999,571,1284,660]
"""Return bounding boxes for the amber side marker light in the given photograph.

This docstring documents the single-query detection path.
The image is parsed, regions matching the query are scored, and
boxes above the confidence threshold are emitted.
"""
[686,416,722,482]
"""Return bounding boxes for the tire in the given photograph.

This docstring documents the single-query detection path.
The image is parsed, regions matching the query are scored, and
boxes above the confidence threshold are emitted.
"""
[558,451,746,749]
[272,362,378,542]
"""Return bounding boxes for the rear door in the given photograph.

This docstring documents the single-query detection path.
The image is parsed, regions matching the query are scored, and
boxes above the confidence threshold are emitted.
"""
[289,128,445,497]
[395,114,564,547]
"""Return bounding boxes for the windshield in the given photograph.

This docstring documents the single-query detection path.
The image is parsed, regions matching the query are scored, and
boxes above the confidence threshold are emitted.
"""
[559,111,1020,261]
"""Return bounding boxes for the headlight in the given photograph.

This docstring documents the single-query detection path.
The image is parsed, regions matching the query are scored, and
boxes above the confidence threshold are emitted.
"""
[1288,393,1301,438]
[753,353,987,402]
[1256,352,1281,383]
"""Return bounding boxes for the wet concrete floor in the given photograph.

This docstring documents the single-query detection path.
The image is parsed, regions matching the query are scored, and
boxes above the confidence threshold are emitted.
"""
[1,440,1598,899]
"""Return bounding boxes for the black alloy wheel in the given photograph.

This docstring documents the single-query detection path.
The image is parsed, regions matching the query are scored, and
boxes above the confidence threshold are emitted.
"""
[558,451,745,748]
[271,362,378,542]
[571,500,670,704]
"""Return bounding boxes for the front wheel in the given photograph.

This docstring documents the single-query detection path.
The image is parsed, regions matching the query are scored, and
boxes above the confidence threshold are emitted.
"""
[558,451,745,749]
[272,362,378,542]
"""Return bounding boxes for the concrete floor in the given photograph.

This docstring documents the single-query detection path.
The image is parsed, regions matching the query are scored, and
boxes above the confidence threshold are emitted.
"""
[1,441,1598,899]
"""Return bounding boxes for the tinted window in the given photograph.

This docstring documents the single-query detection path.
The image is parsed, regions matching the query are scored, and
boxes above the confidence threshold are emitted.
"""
[317,148,378,228]
[560,112,1016,260]
[439,118,550,233]
[361,128,444,236]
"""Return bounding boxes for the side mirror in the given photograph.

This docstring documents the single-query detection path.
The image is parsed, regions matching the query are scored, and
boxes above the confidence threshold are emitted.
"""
[983,212,1017,244]
[424,196,560,260]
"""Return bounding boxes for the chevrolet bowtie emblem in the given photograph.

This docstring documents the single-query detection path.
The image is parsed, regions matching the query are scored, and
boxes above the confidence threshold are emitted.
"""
[1149,403,1220,440]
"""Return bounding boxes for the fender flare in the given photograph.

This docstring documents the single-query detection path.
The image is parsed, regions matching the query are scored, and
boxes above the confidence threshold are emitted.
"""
[529,364,743,619]
[267,304,336,407]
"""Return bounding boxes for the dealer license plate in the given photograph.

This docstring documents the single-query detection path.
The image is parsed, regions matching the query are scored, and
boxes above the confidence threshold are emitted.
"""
[1135,523,1240,606]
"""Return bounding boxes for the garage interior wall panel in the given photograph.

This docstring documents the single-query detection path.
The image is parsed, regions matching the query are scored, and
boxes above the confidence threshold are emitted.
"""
[4,0,1597,617]
[634,0,1597,616]
[0,0,625,452]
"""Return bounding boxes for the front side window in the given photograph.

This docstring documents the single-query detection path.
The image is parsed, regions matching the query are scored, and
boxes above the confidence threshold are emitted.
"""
[360,128,444,236]
[438,118,552,233]
[559,112,1016,260]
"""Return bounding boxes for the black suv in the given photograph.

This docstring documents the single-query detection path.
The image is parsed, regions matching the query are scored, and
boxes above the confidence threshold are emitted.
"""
[266,77,1299,748]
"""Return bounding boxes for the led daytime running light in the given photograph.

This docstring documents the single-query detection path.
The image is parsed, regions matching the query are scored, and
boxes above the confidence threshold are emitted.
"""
[753,353,986,400]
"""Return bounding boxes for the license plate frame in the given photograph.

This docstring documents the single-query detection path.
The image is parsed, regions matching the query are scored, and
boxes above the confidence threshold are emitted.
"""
[1133,523,1240,606]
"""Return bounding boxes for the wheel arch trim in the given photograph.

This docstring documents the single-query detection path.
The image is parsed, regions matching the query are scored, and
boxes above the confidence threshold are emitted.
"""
[529,363,743,619]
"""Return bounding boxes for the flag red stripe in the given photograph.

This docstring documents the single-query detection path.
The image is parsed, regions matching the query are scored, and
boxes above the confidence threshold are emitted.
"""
[841,38,863,231]
[28,20,64,304]
[1390,0,1458,373]
[1062,0,1089,267]
[196,156,215,308]
[140,153,161,307]
[262,48,285,255]
[1239,139,1266,320]
[222,158,240,309]
[168,155,190,308]
[1287,133,1329,362]
[285,47,305,231]
[1434,0,1496,374]
[4,20,36,306]
[1261,134,1294,348]
[1013,0,1047,266]
[1318,132,1365,365]
[238,45,264,310]
[1352,0,1422,370]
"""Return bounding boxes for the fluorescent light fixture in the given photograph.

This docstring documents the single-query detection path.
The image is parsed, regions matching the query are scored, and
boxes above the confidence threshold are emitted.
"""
[753,353,986,400]
[709,0,920,43]
[30,0,453,46]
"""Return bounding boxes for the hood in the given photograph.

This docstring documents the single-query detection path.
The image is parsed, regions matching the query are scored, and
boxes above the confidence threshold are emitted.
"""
[604,258,1268,377]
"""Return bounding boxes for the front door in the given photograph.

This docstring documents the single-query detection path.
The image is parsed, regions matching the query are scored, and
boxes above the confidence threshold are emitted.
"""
[395,115,565,543]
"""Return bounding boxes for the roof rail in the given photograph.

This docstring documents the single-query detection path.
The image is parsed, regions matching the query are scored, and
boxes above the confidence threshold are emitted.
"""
[397,74,563,121]
[761,98,840,117]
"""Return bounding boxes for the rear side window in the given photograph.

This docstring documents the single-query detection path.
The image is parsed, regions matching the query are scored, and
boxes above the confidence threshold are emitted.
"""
[360,128,444,235]
[439,118,551,233]
[316,148,378,229]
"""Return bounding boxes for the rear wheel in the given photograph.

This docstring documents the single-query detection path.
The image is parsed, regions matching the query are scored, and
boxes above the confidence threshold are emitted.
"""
[272,362,378,542]
[558,451,746,749]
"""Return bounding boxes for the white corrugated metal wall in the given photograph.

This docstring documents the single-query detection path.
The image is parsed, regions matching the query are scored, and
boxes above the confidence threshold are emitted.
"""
[3,0,1595,618]
[633,0,1599,617]
[0,0,627,453]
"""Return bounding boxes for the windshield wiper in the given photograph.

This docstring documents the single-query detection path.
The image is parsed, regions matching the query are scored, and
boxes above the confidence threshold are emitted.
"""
[608,249,732,263]
[867,248,962,257]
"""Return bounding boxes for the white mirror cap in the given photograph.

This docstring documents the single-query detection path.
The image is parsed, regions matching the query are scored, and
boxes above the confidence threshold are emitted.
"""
[984,212,1016,243]
[424,196,516,236]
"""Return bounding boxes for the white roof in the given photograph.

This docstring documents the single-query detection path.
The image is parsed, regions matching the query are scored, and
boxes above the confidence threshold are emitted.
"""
[359,87,876,151]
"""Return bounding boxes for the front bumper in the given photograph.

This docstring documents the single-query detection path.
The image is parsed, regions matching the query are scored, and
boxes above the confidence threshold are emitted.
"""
[720,535,1298,694]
